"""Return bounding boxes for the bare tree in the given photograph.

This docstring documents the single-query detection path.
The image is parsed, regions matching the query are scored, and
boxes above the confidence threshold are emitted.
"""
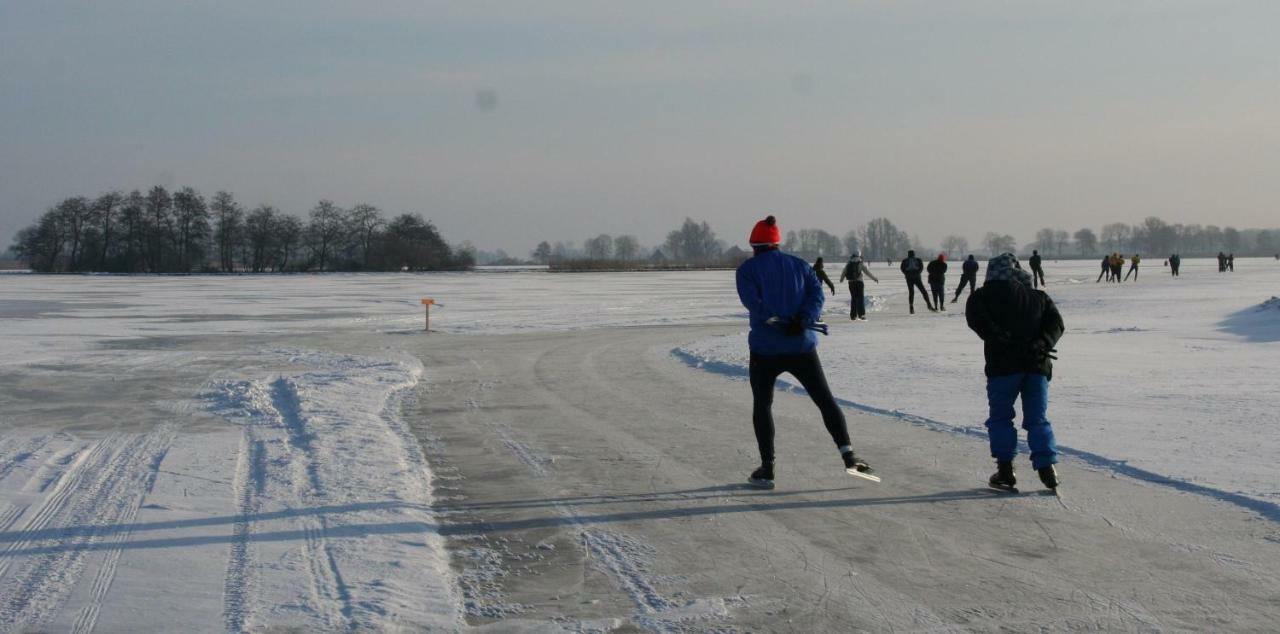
[613,235,639,260]
[857,218,911,261]
[92,191,123,271]
[940,235,969,258]
[171,187,210,272]
[583,234,614,259]
[664,218,723,263]
[211,190,243,272]
[531,241,552,264]
[305,200,346,271]
[1074,228,1098,255]
[983,232,1016,256]
[1100,223,1131,253]
[346,203,384,269]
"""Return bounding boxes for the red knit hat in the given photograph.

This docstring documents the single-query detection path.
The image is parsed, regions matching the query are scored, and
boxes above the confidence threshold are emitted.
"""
[749,215,781,246]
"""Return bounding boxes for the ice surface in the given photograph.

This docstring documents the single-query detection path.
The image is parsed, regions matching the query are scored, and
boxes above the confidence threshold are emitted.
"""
[1,257,1277,629]
[679,258,1280,509]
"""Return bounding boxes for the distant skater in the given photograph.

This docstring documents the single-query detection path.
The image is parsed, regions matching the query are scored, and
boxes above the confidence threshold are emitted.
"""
[926,253,948,311]
[813,257,836,295]
[1218,252,1227,272]
[1096,255,1110,283]
[900,250,936,314]
[1228,253,1235,272]
[1029,250,1046,288]
[1111,253,1125,283]
[952,255,979,303]
[736,215,874,489]
[839,250,879,321]
[1124,253,1141,281]
[1170,253,1181,277]
[965,253,1065,491]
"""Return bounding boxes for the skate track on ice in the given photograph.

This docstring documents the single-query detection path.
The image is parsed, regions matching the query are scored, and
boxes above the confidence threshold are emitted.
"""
[415,325,1280,631]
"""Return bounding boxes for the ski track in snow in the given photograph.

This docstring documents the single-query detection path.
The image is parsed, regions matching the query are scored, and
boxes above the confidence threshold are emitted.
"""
[0,426,175,633]
[206,349,461,633]
[223,432,265,634]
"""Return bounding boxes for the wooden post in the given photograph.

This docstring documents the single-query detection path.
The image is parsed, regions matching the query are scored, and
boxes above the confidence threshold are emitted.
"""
[421,298,435,331]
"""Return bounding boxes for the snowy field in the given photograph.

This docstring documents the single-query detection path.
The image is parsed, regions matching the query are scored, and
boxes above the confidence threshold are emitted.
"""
[1,258,1278,631]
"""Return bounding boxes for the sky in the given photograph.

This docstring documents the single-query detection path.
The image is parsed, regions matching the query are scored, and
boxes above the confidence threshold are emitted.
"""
[3,1,1279,256]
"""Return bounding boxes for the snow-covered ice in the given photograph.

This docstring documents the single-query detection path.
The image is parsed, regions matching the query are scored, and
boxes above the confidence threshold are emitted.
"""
[1,257,1278,630]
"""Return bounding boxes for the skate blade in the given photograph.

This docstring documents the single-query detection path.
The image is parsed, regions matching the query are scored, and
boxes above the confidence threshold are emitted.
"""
[987,483,1020,494]
[845,468,881,483]
[747,478,775,490]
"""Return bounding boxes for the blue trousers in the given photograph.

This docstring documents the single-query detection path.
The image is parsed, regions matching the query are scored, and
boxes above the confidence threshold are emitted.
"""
[985,373,1059,470]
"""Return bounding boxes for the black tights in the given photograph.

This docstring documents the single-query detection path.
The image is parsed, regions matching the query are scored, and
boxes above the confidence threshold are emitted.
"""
[749,351,851,464]
[906,276,933,310]
[953,275,975,300]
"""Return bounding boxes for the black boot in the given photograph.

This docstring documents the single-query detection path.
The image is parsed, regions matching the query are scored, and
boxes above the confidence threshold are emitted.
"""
[843,451,879,482]
[989,460,1017,491]
[1038,465,1059,490]
[748,463,775,489]
[842,451,872,474]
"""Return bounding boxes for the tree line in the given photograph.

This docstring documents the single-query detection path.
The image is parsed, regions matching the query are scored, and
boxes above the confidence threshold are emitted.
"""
[9,187,473,273]
[522,215,1280,269]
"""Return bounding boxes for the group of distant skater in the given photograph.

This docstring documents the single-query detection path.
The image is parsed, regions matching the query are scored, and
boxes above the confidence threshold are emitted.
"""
[813,248,1034,319]
[1096,253,1142,282]
[736,216,1063,494]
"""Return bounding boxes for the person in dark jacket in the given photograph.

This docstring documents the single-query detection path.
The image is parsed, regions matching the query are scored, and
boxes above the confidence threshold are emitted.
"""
[965,253,1065,490]
[1228,253,1235,271]
[926,253,948,312]
[899,250,936,314]
[839,250,879,321]
[1096,254,1110,283]
[736,215,873,489]
[1218,251,1227,272]
[813,257,836,295]
[1169,253,1181,277]
[952,255,979,302]
[1029,250,1045,288]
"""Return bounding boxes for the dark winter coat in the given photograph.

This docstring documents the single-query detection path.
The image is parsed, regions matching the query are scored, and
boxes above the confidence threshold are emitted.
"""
[900,257,924,279]
[965,280,1065,380]
[1029,254,1042,270]
[736,249,824,356]
[813,263,836,292]
[926,259,947,284]
[962,258,979,277]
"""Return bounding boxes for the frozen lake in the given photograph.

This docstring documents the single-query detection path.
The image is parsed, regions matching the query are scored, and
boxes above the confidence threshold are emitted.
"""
[1,257,1278,631]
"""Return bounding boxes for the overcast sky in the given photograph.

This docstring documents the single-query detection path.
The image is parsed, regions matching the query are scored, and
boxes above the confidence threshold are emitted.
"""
[3,1,1278,255]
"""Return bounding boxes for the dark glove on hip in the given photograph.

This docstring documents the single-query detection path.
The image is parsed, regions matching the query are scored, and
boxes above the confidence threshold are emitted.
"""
[784,315,807,337]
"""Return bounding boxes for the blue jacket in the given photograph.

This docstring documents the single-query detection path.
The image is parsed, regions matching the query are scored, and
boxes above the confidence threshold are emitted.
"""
[736,249,824,355]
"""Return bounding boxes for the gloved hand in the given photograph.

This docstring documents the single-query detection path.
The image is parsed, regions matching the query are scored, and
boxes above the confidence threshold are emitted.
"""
[1029,337,1058,362]
[784,314,807,337]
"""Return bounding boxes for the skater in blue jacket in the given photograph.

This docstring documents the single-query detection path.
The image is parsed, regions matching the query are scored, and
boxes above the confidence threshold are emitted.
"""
[736,215,874,488]
[965,253,1065,491]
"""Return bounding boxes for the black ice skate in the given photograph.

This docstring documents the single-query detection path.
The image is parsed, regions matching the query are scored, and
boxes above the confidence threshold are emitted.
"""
[988,460,1018,493]
[747,464,775,490]
[1038,465,1059,490]
[843,451,881,483]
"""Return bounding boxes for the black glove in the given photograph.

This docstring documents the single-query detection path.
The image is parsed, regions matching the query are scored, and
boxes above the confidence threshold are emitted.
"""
[1029,337,1058,362]
[783,315,806,337]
